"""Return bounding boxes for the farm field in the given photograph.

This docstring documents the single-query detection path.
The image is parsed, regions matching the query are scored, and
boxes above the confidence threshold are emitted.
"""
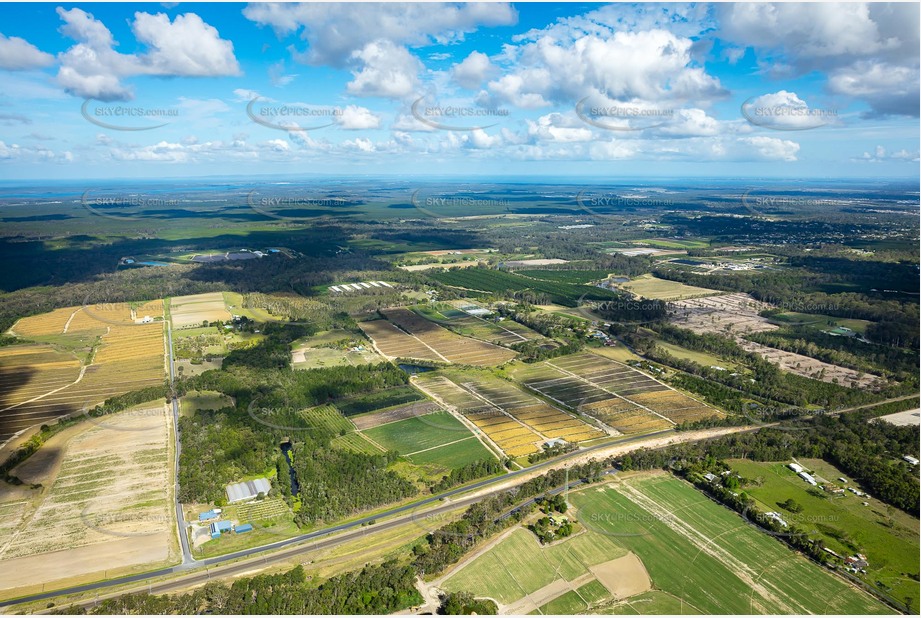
[0,400,176,595]
[299,404,354,435]
[512,352,719,434]
[350,401,440,431]
[362,411,496,468]
[412,371,605,458]
[429,268,620,306]
[291,344,382,369]
[566,473,891,614]
[3,303,166,444]
[330,432,385,455]
[335,385,426,417]
[654,339,734,369]
[413,302,545,347]
[726,458,920,610]
[170,292,232,329]
[440,526,636,611]
[515,269,614,285]
[363,308,517,367]
[619,274,719,300]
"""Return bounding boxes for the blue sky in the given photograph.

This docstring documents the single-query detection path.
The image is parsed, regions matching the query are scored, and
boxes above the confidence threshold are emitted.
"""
[0,2,918,180]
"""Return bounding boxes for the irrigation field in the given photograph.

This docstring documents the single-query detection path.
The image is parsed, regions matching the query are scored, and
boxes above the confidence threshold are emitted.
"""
[413,371,605,458]
[361,411,497,469]
[513,352,719,434]
[359,308,517,367]
[2,303,166,444]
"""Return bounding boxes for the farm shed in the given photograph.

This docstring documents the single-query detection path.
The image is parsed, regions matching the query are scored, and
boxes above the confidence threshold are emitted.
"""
[209,520,233,538]
[226,477,271,503]
[788,462,804,473]
[235,523,254,534]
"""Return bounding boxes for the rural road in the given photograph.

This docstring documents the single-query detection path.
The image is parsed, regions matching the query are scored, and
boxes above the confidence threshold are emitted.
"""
[0,426,692,609]
[166,322,194,566]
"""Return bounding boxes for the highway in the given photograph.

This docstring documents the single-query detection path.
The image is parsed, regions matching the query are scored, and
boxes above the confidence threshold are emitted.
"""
[0,426,684,609]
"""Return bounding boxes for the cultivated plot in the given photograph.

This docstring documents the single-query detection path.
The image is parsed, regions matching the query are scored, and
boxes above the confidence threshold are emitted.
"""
[0,402,175,594]
[570,474,890,614]
[3,303,166,444]
[170,292,232,329]
[513,352,719,434]
[362,411,497,468]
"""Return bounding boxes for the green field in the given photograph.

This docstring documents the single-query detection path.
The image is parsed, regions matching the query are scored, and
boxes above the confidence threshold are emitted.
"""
[654,340,734,369]
[299,404,354,435]
[362,412,495,468]
[570,474,891,614]
[727,458,920,609]
[446,473,892,614]
[331,432,385,455]
[180,390,234,416]
[633,238,710,249]
[443,527,629,604]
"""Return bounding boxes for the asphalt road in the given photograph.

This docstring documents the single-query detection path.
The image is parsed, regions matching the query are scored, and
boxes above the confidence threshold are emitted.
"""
[0,428,676,608]
[166,323,193,566]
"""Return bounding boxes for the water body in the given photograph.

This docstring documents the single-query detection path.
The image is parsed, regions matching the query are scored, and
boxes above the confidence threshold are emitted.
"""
[398,363,435,375]
[279,442,300,496]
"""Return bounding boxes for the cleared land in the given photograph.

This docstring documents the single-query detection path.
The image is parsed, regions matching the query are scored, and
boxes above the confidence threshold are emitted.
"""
[291,345,382,369]
[0,401,175,594]
[619,274,719,300]
[877,408,920,426]
[170,292,232,329]
[513,352,719,434]
[670,293,880,388]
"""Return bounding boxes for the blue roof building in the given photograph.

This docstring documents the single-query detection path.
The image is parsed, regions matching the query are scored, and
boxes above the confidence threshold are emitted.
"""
[235,523,254,534]
[209,520,234,538]
[198,510,217,521]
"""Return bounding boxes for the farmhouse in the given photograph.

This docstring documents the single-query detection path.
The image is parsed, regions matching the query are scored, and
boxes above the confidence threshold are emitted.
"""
[226,477,271,503]
[703,472,720,483]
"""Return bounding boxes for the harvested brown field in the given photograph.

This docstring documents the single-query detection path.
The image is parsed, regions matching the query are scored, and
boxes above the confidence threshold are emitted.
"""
[0,402,176,594]
[170,293,231,329]
[351,401,440,430]
[1,303,166,445]
[590,552,651,599]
